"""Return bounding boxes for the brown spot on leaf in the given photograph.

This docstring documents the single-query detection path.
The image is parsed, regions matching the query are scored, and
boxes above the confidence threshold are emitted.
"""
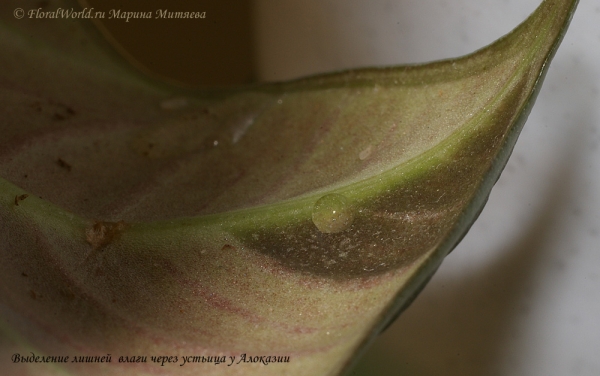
[85,220,128,250]
[14,194,29,206]
[58,288,75,301]
[48,101,75,121]
[56,158,72,171]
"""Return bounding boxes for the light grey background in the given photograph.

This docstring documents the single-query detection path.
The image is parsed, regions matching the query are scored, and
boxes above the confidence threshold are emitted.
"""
[255,1,600,375]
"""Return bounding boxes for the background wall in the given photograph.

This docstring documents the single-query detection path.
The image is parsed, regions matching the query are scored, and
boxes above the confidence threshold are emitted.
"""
[98,1,600,375]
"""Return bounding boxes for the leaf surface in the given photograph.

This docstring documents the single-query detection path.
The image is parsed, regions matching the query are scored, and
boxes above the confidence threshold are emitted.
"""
[0,0,578,375]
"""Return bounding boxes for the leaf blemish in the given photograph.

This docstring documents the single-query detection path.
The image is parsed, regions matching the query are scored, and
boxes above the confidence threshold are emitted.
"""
[14,194,29,206]
[85,220,127,250]
[56,158,72,171]
[51,105,75,121]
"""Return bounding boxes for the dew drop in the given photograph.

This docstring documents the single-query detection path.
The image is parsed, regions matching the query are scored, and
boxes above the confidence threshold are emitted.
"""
[312,193,354,234]
[359,145,372,160]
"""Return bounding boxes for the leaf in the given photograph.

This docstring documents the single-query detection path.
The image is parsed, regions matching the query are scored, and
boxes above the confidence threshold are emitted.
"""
[0,0,578,375]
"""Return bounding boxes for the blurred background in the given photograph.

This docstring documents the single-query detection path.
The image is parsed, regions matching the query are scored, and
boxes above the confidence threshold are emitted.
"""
[88,0,600,374]
[85,0,255,86]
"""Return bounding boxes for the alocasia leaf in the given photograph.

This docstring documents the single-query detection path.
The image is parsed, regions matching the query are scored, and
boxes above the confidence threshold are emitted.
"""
[0,0,577,375]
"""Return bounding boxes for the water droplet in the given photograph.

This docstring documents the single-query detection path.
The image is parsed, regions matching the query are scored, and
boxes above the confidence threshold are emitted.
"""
[312,193,354,234]
[232,116,255,144]
[160,97,189,110]
[359,145,372,160]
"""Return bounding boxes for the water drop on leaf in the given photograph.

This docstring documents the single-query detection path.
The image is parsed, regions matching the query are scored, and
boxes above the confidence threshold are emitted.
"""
[311,193,354,233]
[359,145,373,160]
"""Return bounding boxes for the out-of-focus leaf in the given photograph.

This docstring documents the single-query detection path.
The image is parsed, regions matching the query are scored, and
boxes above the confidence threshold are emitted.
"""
[0,0,577,375]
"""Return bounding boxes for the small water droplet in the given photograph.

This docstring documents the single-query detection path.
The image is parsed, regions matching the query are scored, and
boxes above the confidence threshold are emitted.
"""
[160,97,189,110]
[312,193,354,234]
[359,145,372,160]
[232,116,255,144]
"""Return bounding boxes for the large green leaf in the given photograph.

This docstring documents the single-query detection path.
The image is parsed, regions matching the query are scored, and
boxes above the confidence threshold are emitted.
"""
[0,0,577,375]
